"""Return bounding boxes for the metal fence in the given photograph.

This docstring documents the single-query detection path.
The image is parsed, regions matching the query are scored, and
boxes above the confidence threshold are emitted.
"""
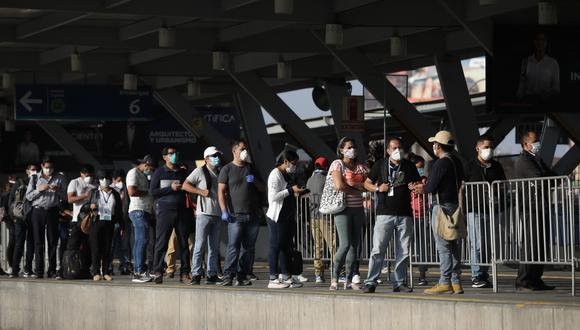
[295,177,577,295]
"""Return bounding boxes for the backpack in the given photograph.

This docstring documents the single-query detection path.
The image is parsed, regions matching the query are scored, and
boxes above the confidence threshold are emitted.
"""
[61,249,82,279]
[10,176,36,220]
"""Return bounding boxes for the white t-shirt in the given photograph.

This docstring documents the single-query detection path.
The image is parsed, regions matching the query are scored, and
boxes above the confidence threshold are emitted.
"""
[186,166,220,216]
[67,177,96,222]
[126,167,153,213]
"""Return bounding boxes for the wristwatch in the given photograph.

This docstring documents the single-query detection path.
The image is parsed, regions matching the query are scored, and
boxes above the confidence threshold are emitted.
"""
[375,185,380,192]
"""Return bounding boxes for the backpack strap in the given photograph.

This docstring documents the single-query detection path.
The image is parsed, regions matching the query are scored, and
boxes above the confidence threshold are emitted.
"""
[202,165,212,190]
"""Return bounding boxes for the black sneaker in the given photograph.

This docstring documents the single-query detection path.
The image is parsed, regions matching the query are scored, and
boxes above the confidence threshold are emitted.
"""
[472,278,491,288]
[132,273,152,283]
[189,275,202,285]
[361,284,376,293]
[418,278,429,286]
[31,273,43,279]
[248,273,258,281]
[393,284,413,293]
[153,273,163,284]
[206,275,223,285]
[220,277,233,286]
[235,278,252,286]
[22,270,32,278]
[8,272,18,279]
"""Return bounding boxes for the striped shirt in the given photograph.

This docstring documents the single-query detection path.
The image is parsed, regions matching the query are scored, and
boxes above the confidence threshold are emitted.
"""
[329,159,368,208]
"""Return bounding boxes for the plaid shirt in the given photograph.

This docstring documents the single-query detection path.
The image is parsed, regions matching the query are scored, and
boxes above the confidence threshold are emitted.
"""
[25,173,67,209]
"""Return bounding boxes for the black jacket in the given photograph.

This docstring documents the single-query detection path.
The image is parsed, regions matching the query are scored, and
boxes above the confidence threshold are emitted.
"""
[514,151,555,213]
[515,151,555,179]
[79,189,124,229]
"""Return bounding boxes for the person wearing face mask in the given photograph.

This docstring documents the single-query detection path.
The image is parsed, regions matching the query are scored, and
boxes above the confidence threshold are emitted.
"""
[361,137,421,293]
[465,135,507,289]
[514,130,556,291]
[67,164,96,227]
[81,171,124,281]
[218,139,265,286]
[25,157,67,279]
[8,164,38,278]
[408,153,430,286]
[149,146,191,284]
[412,131,466,294]
[126,155,155,283]
[181,147,224,285]
[327,137,369,290]
[107,169,132,276]
[265,150,306,289]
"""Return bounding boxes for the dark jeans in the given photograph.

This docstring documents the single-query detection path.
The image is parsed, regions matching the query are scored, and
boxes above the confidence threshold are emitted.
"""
[223,212,260,280]
[67,221,92,278]
[267,215,293,280]
[90,221,114,276]
[5,220,15,269]
[57,222,70,273]
[31,207,59,275]
[147,218,156,272]
[12,214,34,274]
[153,206,193,275]
[516,212,547,287]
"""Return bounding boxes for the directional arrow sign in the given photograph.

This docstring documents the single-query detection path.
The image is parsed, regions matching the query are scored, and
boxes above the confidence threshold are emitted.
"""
[14,85,152,121]
[19,90,43,112]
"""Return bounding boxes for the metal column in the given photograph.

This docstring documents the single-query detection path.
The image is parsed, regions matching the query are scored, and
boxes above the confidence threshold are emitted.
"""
[233,89,276,181]
[484,116,518,145]
[153,89,232,160]
[227,70,335,160]
[435,53,479,159]
[553,145,580,176]
[324,79,367,162]
[35,121,101,168]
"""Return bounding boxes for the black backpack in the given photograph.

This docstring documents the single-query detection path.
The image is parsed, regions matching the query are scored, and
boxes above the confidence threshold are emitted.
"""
[61,249,82,279]
[10,176,36,220]
[198,165,213,213]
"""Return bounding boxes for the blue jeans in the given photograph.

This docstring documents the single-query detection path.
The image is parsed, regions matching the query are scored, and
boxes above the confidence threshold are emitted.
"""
[129,210,152,274]
[365,215,413,288]
[332,207,363,281]
[223,213,260,280]
[431,203,462,285]
[467,212,490,280]
[191,214,221,277]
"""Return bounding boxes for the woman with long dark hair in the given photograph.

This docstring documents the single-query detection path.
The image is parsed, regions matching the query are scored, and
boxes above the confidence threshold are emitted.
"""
[329,137,368,290]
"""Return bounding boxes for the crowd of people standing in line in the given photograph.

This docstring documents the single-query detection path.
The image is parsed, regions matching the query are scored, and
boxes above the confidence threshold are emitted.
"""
[0,129,557,293]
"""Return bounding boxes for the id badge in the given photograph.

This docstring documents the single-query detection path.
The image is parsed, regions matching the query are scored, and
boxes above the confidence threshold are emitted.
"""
[100,207,112,221]
[388,186,394,196]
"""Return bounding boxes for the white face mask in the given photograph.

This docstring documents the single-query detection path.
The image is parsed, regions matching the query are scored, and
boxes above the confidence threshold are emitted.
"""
[343,148,356,159]
[99,178,112,188]
[42,167,53,176]
[479,148,494,161]
[390,148,403,161]
[28,170,37,177]
[286,163,296,173]
[83,176,92,184]
[240,149,250,162]
[114,182,124,190]
[530,142,541,155]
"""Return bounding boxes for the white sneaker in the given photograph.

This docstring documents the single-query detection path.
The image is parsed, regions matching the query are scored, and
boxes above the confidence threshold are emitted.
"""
[268,279,290,289]
[381,267,389,274]
[284,277,303,288]
[294,274,309,283]
[352,275,361,284]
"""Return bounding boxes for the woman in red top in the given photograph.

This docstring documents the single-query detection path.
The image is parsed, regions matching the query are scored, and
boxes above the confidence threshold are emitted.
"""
[409,153,430,286]
[328,137,368,290]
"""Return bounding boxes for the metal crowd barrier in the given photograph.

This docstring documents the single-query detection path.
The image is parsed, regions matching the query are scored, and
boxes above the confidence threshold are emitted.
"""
[491,176,575,295]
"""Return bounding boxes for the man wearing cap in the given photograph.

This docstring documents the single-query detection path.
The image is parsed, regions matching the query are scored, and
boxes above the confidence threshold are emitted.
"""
[149,146,192,284]
[413,131,466,294]
[182,146,224,285]
[306,156,334,283]
[127,155,155,283]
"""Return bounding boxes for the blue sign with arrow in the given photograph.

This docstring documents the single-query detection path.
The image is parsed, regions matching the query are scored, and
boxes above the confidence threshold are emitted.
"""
[14,85,153,121]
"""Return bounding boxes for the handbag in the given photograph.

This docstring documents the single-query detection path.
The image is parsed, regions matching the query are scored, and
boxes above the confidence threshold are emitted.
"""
[434,156,467,241]
[80,210,96,235]
[319,161,346,215]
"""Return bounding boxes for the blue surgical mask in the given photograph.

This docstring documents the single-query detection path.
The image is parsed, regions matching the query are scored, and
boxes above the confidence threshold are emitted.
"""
[417,168,425,176]
[209,156,220,167]
[168,153,178,164]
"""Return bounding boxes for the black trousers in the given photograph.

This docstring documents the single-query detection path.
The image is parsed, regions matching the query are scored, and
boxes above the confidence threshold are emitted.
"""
[5,220,15,269]
[12,214,35,273]
[67,221,92,278]
[146,220,156,272]
[153,206,193,275]
[516,213,548,287]
[89,221,114,276]
[31,207,59,275]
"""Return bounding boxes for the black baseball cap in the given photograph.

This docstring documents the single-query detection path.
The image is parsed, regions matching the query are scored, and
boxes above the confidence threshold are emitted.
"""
[137,154,155,166]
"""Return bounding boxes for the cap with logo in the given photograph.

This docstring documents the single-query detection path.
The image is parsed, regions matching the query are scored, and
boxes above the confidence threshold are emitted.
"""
[203,146,222,158]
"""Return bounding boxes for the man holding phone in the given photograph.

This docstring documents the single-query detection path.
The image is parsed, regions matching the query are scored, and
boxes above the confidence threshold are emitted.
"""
[149,146,192,284]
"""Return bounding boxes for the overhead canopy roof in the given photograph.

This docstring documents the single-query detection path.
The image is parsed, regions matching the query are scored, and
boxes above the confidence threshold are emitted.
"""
[1,0,578,102]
